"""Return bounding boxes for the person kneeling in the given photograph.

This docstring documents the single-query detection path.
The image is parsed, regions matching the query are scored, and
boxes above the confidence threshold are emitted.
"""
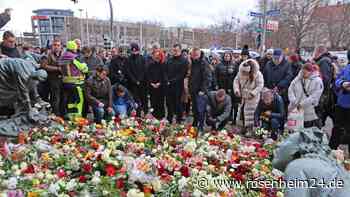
[112,84,136,118]
[205,89,232,131]
[254,89,285,140]
[86,66,114,123]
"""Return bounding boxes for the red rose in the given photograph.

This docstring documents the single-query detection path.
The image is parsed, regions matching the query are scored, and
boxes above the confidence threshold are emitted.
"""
[83,163,93,173]
[79,175,87,183]
[105,164,117,177]
[116,178,125,189]
[257,148,269,159]
[180,166,190,177]
[68,191,77,197]
[23,164,35,174]
[57,169,66,178]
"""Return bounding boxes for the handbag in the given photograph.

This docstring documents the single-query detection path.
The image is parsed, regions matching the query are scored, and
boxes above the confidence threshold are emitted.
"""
[287,108,304,131]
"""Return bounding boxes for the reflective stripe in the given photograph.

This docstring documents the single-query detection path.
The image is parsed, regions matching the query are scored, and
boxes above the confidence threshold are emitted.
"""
[73,59,89,73]
[63,76,85,85]
[67,86,84,120]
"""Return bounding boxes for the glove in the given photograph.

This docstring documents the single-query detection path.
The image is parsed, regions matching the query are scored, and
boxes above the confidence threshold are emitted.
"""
[198,91,205,96]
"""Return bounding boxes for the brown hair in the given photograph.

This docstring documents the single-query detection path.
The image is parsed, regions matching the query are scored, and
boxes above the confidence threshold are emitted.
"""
[242,60,256,82]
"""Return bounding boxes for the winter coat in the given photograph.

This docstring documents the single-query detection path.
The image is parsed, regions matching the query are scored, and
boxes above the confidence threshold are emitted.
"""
[112,84,136,113]
[259,56,271,73]
[206,64,217,91]
[59,51,88,85]
[215,61,238,92]
[206,91,232,125]
[165,55,188,85]
[85,74,112,108]
[80,54,103,73]
[0,42,21,58]
[263,58,293,90]
[109,55,126,85]
[254,93,285,125]
[288,71,324,122]
[45,51,63,80]
[146,59,165,89]
[125,54,146,85]
[335,64,350,109]
[190,57,209,94]
[314,53,333,87]
[233,59,264,127]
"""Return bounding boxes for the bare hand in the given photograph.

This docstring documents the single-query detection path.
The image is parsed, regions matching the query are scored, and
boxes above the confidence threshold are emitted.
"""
[107,107,113,113]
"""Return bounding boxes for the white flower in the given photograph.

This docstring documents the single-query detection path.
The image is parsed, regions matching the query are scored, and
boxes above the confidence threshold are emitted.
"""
[102,149,112,162]
[0,170,5,176]
[14,170,21,176]
[127,189,144,197]
[36,172,44,179]
[11,165,19,172]
[151,179,162,192]
[184,140,197,153]
[91,176,101,185]
[178,177,188,191]
[20,162,28,170]
[7,177,17,190]
[66,179,77,191]
[192,168,199,176]
[193,189,203,197]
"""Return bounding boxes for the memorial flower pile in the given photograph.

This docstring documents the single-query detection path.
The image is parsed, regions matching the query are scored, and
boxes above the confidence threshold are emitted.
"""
[0,115,284,197]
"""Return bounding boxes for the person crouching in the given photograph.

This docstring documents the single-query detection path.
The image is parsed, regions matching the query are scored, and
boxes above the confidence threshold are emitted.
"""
[85,65,114,123]
[112,84,136,118]
[205,89,232,131]
[254,88,285,140]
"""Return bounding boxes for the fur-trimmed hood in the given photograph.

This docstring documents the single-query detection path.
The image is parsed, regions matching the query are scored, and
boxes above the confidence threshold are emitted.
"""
[238,59,260,75]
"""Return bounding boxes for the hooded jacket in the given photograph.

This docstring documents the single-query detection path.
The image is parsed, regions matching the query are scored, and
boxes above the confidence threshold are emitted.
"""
[85,74,112,108]
[125,54,146,85]
[288,71,324,122]
[233,59,264,126]
[335,64,350,108]
[0,12,10,29]
[59,51,88,85]
[263,57,293,90]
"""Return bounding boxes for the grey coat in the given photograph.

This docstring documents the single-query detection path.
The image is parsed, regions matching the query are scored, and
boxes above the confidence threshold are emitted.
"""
[288,72,324,122]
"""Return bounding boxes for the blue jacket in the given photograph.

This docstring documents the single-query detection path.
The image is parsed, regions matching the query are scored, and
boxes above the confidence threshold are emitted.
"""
[254,93,285,125]
[335,64,350,108]
[112,84,136,113]
[263,58,293,90]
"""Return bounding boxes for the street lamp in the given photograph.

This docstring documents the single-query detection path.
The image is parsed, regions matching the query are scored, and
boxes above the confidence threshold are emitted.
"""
[231,17,240,49]
[78,8,84,45]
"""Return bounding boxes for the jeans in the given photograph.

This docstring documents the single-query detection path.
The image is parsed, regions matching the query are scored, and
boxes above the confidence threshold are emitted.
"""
[93,106,115,123]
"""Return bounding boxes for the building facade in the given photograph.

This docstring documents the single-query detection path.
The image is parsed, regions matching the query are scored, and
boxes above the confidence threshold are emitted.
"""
[31,9,74,47]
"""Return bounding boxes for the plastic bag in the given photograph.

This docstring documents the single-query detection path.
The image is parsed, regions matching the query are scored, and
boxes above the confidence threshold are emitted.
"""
[287,108,304,131]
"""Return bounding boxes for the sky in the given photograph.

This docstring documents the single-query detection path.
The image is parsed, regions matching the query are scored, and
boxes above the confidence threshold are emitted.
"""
[0,0,258,35]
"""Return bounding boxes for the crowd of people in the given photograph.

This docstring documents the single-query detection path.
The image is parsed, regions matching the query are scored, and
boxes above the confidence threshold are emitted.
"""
[1,28,350,151]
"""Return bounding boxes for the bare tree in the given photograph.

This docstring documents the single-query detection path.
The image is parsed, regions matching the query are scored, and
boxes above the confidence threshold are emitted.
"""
[325,3,350,49]
[279,0,321,49]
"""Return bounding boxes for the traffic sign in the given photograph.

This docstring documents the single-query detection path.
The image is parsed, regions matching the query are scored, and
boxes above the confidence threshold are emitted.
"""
[266,20,279,32]
[267,9,280,17]
[249,11,263,17]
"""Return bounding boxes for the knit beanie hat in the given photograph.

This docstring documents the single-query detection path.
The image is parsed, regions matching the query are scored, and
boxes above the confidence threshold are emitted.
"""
[66,40,77,51]
[241,45,249,56]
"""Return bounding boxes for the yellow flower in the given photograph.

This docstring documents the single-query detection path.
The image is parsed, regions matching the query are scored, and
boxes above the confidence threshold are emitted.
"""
[41,153,52,162]
[27,192,39,197]
[277,191,284,197]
